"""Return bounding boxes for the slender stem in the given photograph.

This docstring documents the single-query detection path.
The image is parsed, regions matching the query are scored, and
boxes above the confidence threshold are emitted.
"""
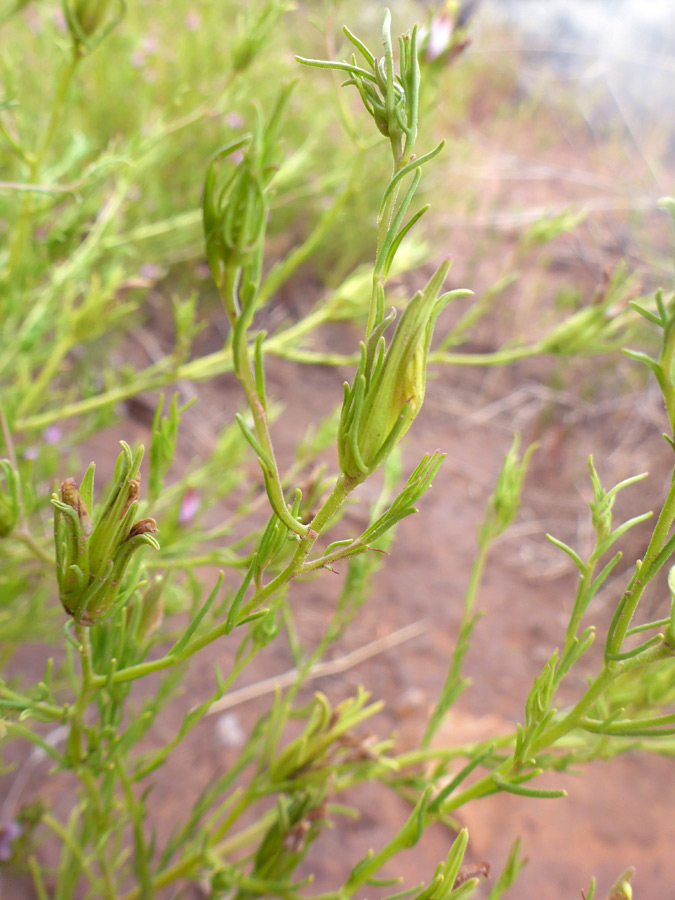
[535,640,674,752]
[95,474,355,689]
[14,529,55,565]
[28,856,50,900]
[117,806,277,900]
[422,536,490,748]
[659,317,675,434]
[367,157,404,338]
[432,345,543,367]
[17,336,73,418]
[564,546,601,653]
[42,812,101,890]
[13,315,547,435]
[0,402,26,531]
[66,626,95,766]
[219,266,310,536]
[78,767,118,900]
[607,473,675,656]
[4,51,79,290]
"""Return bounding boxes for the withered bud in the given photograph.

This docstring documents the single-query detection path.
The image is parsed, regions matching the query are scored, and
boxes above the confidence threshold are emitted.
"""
[121,474,141,517]
[453,862,490,889]
[127,517,158,540]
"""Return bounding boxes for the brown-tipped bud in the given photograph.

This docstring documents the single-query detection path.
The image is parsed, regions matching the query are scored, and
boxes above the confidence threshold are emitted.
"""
[127,517,158,540]
[122,474,141,517]
[59,477,93,536]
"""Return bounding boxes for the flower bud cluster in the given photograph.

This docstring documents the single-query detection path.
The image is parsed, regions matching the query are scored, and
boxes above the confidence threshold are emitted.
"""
[297,12,420,165]
[202,85,293,285]
[52,442,158,625]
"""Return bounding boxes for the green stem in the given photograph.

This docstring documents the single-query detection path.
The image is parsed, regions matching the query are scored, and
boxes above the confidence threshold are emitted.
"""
[12,315,545,435]
[421,536,491,748]
[42,812,101,892]
[607,474,675,656]
[78,767,118,900]
[367,157,404,338]
[563,546,601,653]
[14,276,340,430]
[4,51,79,290]
[117,806,277,900]
[14,529,55,565]
[536,640,674,752]
[95,474,355,688]
[431,345,542,367]
[66,625,95,766]
[17,336,73,418]
[659,317,675,434]
[220,266,309,536]
[0,685,64,721]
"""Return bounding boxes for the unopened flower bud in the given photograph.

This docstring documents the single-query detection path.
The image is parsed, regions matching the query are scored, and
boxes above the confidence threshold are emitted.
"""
[484,435,537,539]
[136,576,165,640]
[606,867,635,900]
[63,0,124,53]
[0,460,20,538]
[59,477,93,536]
[338,260,455,481]
[588,458,613,541]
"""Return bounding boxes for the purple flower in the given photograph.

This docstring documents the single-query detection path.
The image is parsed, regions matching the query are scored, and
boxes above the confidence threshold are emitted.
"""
[44,424,62,445]
[139,263,163,281]
[0,820,22,862]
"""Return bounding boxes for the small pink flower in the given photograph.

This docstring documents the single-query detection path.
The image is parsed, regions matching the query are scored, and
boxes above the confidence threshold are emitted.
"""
[140,263,163,281]
[179,487,200,526]
[226,112,245,129]
[0,821,22,861]
[44,424,62,444]
[426,14,453,61]
[185,11,202,31]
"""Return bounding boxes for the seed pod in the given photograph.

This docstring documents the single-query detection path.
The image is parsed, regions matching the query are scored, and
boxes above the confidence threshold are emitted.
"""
[0,460,20,538]
[136,576,165,641]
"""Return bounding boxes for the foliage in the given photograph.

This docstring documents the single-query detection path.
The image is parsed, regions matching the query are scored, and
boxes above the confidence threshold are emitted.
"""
[0,2,673,898]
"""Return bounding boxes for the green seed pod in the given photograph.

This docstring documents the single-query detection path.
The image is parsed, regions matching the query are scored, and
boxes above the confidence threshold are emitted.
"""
[0,460,20,538]
[338,260,453,481]
[135,576,165,641]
